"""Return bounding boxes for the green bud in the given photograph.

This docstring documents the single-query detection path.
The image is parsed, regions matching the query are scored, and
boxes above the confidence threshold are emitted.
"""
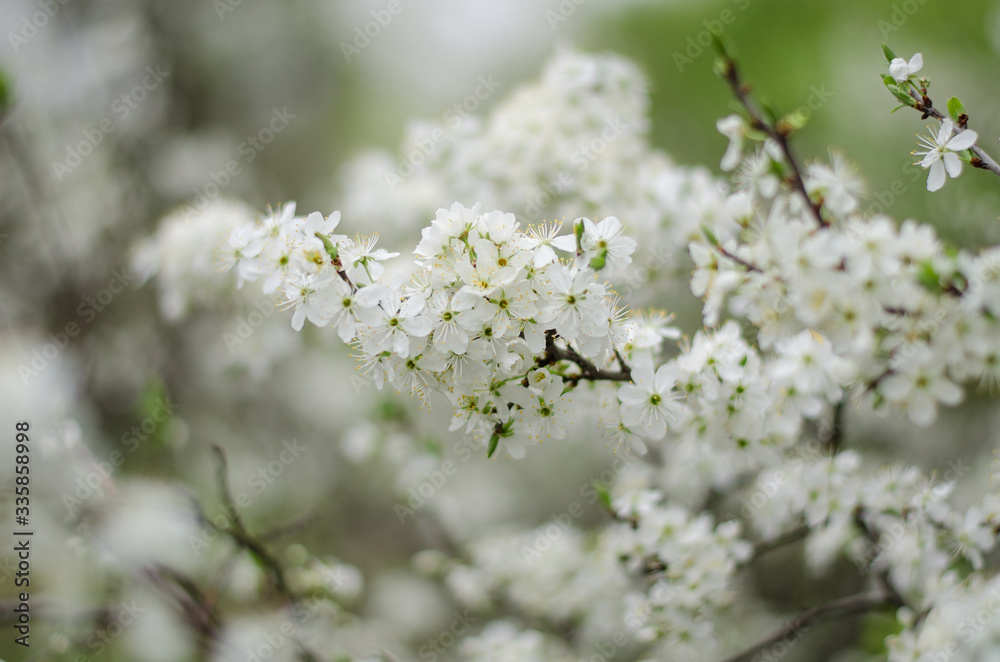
[588,247,607,271]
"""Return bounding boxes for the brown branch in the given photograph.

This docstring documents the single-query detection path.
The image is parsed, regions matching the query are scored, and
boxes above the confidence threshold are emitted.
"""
[211,445,294,599]
[718,57,827,227]
[748,523,810,563]
[714,591,894,662]
[717,244,762,273]
[538,330,632,384]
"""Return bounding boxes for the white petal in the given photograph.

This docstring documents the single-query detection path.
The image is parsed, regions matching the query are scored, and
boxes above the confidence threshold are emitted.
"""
[908,53,923,73]
[888,59,908,82]
[926,161,946,191]
[947,130,977,151]
[937,120,954,144]
[943,152,962,179]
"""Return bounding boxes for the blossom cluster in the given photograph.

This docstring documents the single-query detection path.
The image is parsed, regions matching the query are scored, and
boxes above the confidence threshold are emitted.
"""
[123,44,1000,662]
[744,447,1000,660]
[692,133,1000,428]
[222,200,657,458]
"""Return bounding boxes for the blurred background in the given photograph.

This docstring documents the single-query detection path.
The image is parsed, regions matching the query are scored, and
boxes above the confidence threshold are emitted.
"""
[2,0,1000,660]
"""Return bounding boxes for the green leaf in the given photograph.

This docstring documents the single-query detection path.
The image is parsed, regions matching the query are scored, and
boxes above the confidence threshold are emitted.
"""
[759,98,778,126]
[487,434,499,458]
[595,482,612,511]
[0,70,10,117]
[711,33,732,59]
[916,260,941,292]
[889,87,915,107]
[700,224,719,246]
[881,43,897,63]
[588,247,607,271]
[881,74,896,87]
[947,96,965,122]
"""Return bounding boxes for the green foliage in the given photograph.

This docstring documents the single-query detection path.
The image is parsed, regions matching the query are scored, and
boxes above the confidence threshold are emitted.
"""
[947,96,966,122]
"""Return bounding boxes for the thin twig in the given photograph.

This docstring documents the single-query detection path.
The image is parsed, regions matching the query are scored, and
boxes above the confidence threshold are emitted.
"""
[719,57,827,227]
[211,445,294,598]
[748,523,810,563]
[714,591,894,662]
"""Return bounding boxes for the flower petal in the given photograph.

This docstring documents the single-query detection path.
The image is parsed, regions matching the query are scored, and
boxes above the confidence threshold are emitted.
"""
[927,161,946,191]
[943,152,962,179]
[947,130,978,151]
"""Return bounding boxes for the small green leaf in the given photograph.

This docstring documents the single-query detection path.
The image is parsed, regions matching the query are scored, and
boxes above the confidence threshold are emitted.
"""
[711,33,732,59]
[947,96,965,122]
[916,260,941,292]
[889,87,915,107]
[595,483,612,511]
[487,434,499,458]
[588,247,607,271]
[881,43,897,63]
[759,98,778,126]
[573,219,585,255]
[700,224,719,246]
[0,70,10,117]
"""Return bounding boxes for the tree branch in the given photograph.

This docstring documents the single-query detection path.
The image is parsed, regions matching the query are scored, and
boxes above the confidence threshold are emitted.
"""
[714,591,893,662]
[538,330,632,384]
[211,445,294,598]
[718,57,827,227]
